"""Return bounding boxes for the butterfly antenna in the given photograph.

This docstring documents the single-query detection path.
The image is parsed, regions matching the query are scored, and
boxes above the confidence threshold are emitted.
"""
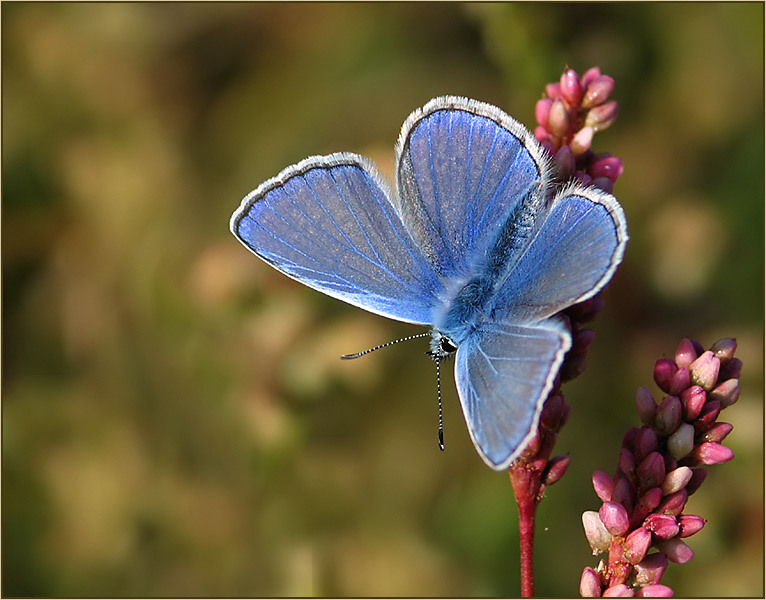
[436,357,445,451]
[339,331,431,360]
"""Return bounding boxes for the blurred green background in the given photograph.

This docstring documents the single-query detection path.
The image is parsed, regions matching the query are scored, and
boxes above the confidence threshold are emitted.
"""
[3,3,763,597]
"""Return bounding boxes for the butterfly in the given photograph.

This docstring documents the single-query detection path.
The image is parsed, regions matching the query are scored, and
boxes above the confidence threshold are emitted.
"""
[230,96,627,470]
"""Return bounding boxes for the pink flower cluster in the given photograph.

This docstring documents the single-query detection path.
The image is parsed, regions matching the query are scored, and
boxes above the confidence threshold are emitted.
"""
[535,67,623,193]
[580,338,741,597]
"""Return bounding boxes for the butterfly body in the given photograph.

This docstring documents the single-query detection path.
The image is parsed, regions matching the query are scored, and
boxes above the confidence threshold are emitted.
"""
[231,96,627,470]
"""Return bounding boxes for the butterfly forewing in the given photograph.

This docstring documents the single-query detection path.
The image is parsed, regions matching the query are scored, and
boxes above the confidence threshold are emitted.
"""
[231,154,441,325]
[395,98,550,279]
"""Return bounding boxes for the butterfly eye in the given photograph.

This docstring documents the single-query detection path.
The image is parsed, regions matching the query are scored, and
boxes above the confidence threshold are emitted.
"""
[427,332,457,361]
[439,335,458,355]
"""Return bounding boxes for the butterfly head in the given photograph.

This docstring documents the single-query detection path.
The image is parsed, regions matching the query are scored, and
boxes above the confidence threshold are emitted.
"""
[428,331,458,362]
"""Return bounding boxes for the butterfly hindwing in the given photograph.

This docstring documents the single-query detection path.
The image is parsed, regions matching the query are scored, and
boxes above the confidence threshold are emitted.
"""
[231,153,442,325]
[490,185,628,324]
[454,320,571,470]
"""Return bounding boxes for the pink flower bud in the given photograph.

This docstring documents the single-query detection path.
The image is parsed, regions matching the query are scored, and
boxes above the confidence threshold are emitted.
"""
[589,154,624,182]
[535,125,555,146]
[674,338,698,367]
[572,324,597,351]
[560,68,583,105]
[667,423,695,460]
[689,351,720,391]
[636,584,674,597]
[709,378,740,407]
[593,470,616,502]
[576,171,594,186]
[635,386,657,425]
[695,400,722,431]
[633,427,658,462]
[536,98,554,131]
[653,360,690,395]
[657,537,694,564]
[580,566,603,597]
[680,385,706,420]
[624,527,652,564]
[668,366,691,396]
[656,489,688,516]
[521,431,541,458]
[548,99,570,137]
[554,145,576,178]
[544,454,570,485]
[545,82,562,100]
[694,441,734,465]
[678,514,706,538]
[644,514,680,539]
[618,448,636,477]
[661,466,693,496]
[612,476,634,512]
[582,75,616,108]
[634,552,668,585]
[686,468,707,495]
[653,359,675,393]
[566,296,602,322]
[571,126,594,155]
[583,510,612,553]
[637,452,666,489]
[603,584,634,597]
[581,66,602,89]
[600,501,630,536]
[701,421,733,444]
[719,357,742,380]
[710,337,737,362]
[540,393,567,431]
[585,101,619,132]
[637,487,662,513]
[591,177,614,193]
[623,427,640,449]
[654,396,682,436]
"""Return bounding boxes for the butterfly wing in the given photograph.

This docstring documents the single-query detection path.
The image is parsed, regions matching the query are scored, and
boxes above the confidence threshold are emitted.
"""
[395,96,550,278]
[231,153,442,324]
[454,320,571,470]
[491,184,628,324]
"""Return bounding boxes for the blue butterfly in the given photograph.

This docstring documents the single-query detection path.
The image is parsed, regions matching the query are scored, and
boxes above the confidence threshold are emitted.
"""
[230,96,627,470]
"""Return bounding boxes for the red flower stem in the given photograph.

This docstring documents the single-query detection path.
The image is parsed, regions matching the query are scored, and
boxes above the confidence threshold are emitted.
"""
[510,465,539,597]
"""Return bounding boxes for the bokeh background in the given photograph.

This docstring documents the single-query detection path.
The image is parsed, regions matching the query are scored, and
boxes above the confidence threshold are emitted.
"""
[3,3,763,597]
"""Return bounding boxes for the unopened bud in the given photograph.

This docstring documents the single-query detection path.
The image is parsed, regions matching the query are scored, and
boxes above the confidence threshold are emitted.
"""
[678,514,706,538]
[709,378,740,407]
[599,501,630,536]
[661,466,693,496]
[580,566,603,597]
[689,351,720,391]
[583,510,612,553]
[656,537,694,564]
[667,423,695,460]
[635,386,657,425]
[694,441,734,465]
[623,527,652,564]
